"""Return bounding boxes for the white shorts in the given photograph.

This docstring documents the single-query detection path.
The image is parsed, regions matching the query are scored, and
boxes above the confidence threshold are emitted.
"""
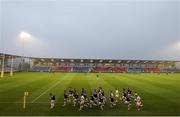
[51,100,55,104]
[115,94,119,98]
[124,101,129,104]
[80,101,84,105]
[136,101,141,106]
[98,101,102,104]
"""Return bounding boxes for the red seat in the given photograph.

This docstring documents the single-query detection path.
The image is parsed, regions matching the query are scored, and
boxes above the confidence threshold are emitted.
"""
[144,68,160,73]
[53,66,72,72]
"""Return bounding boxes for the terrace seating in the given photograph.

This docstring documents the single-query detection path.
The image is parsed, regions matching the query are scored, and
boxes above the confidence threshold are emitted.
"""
[162,68,180,73]
[31,66,51,72]
[128,68,144,73]
[91,67,111,72]
[144,68,160,73]
[111,67,128,72]
[73,67,90,72]
[53,66,72,72]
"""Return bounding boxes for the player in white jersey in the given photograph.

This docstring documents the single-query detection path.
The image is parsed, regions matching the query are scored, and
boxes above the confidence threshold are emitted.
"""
[79,95,85,111]
[134,93,143,111]
[115,88,120,102]
[68,87,74,103]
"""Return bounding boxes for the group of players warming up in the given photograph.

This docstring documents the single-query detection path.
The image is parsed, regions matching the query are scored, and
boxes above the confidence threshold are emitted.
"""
[49,87,143,111]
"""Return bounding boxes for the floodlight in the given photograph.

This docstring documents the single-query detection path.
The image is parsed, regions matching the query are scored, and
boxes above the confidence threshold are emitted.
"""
[178,41,180,48]
[20,32,31,39]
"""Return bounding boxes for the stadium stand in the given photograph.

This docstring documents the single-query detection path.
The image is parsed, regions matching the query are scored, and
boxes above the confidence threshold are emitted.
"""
[1,53,180,73]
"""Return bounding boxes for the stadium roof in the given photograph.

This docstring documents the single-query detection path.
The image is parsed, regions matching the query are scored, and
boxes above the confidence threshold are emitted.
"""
[0,53,179,64]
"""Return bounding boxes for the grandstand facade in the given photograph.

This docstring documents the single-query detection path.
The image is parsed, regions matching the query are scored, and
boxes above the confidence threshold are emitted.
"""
[1,53,180,73]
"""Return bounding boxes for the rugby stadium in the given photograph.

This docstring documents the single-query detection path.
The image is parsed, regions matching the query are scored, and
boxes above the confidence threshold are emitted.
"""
[0,53,180,116]
[1,0,180,116]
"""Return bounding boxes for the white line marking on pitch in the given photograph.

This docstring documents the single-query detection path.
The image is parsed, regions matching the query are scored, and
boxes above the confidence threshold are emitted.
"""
[0,102,63,104]
[31,79,63,103]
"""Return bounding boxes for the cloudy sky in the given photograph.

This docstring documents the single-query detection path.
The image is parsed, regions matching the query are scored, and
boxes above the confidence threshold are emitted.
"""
[0,0,180,60]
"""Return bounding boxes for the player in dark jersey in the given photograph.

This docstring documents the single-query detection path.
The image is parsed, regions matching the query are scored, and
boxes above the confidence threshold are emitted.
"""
[100,87,106,104]
[81,88,87,98]
[84,97,89,108]
[68,87,74,102]
[63,90,68,106]
[83,89,87,99]
[89,92,96,108]
[81,88,85,95]
[93,89,98,99]
[101,89,105,97]
[98,92,105,110]
[124,95,131,110]
[120,88,126,101]
[93,89,98,105]
[49,93,55,108]
[127,87,132,95]
[73,90,79,107]
[110,90,116,107]
[98,87,104,96]
[81,88,85,98]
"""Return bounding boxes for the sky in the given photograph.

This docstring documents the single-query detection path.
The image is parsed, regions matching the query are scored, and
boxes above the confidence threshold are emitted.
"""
[0,0,180,60]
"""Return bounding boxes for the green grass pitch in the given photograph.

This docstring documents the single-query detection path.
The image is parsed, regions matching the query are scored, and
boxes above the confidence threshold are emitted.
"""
[0,72,179,116]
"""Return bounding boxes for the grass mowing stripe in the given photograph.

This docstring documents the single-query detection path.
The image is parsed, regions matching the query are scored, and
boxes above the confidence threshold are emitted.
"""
[47,73,75,104]
[102,73,131,90]
[112,74,180,107]
[117,74,180,100]
[31,80,62,103]
[0,76,50,93]
[87,73,114,94]
[31,74,69,103]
